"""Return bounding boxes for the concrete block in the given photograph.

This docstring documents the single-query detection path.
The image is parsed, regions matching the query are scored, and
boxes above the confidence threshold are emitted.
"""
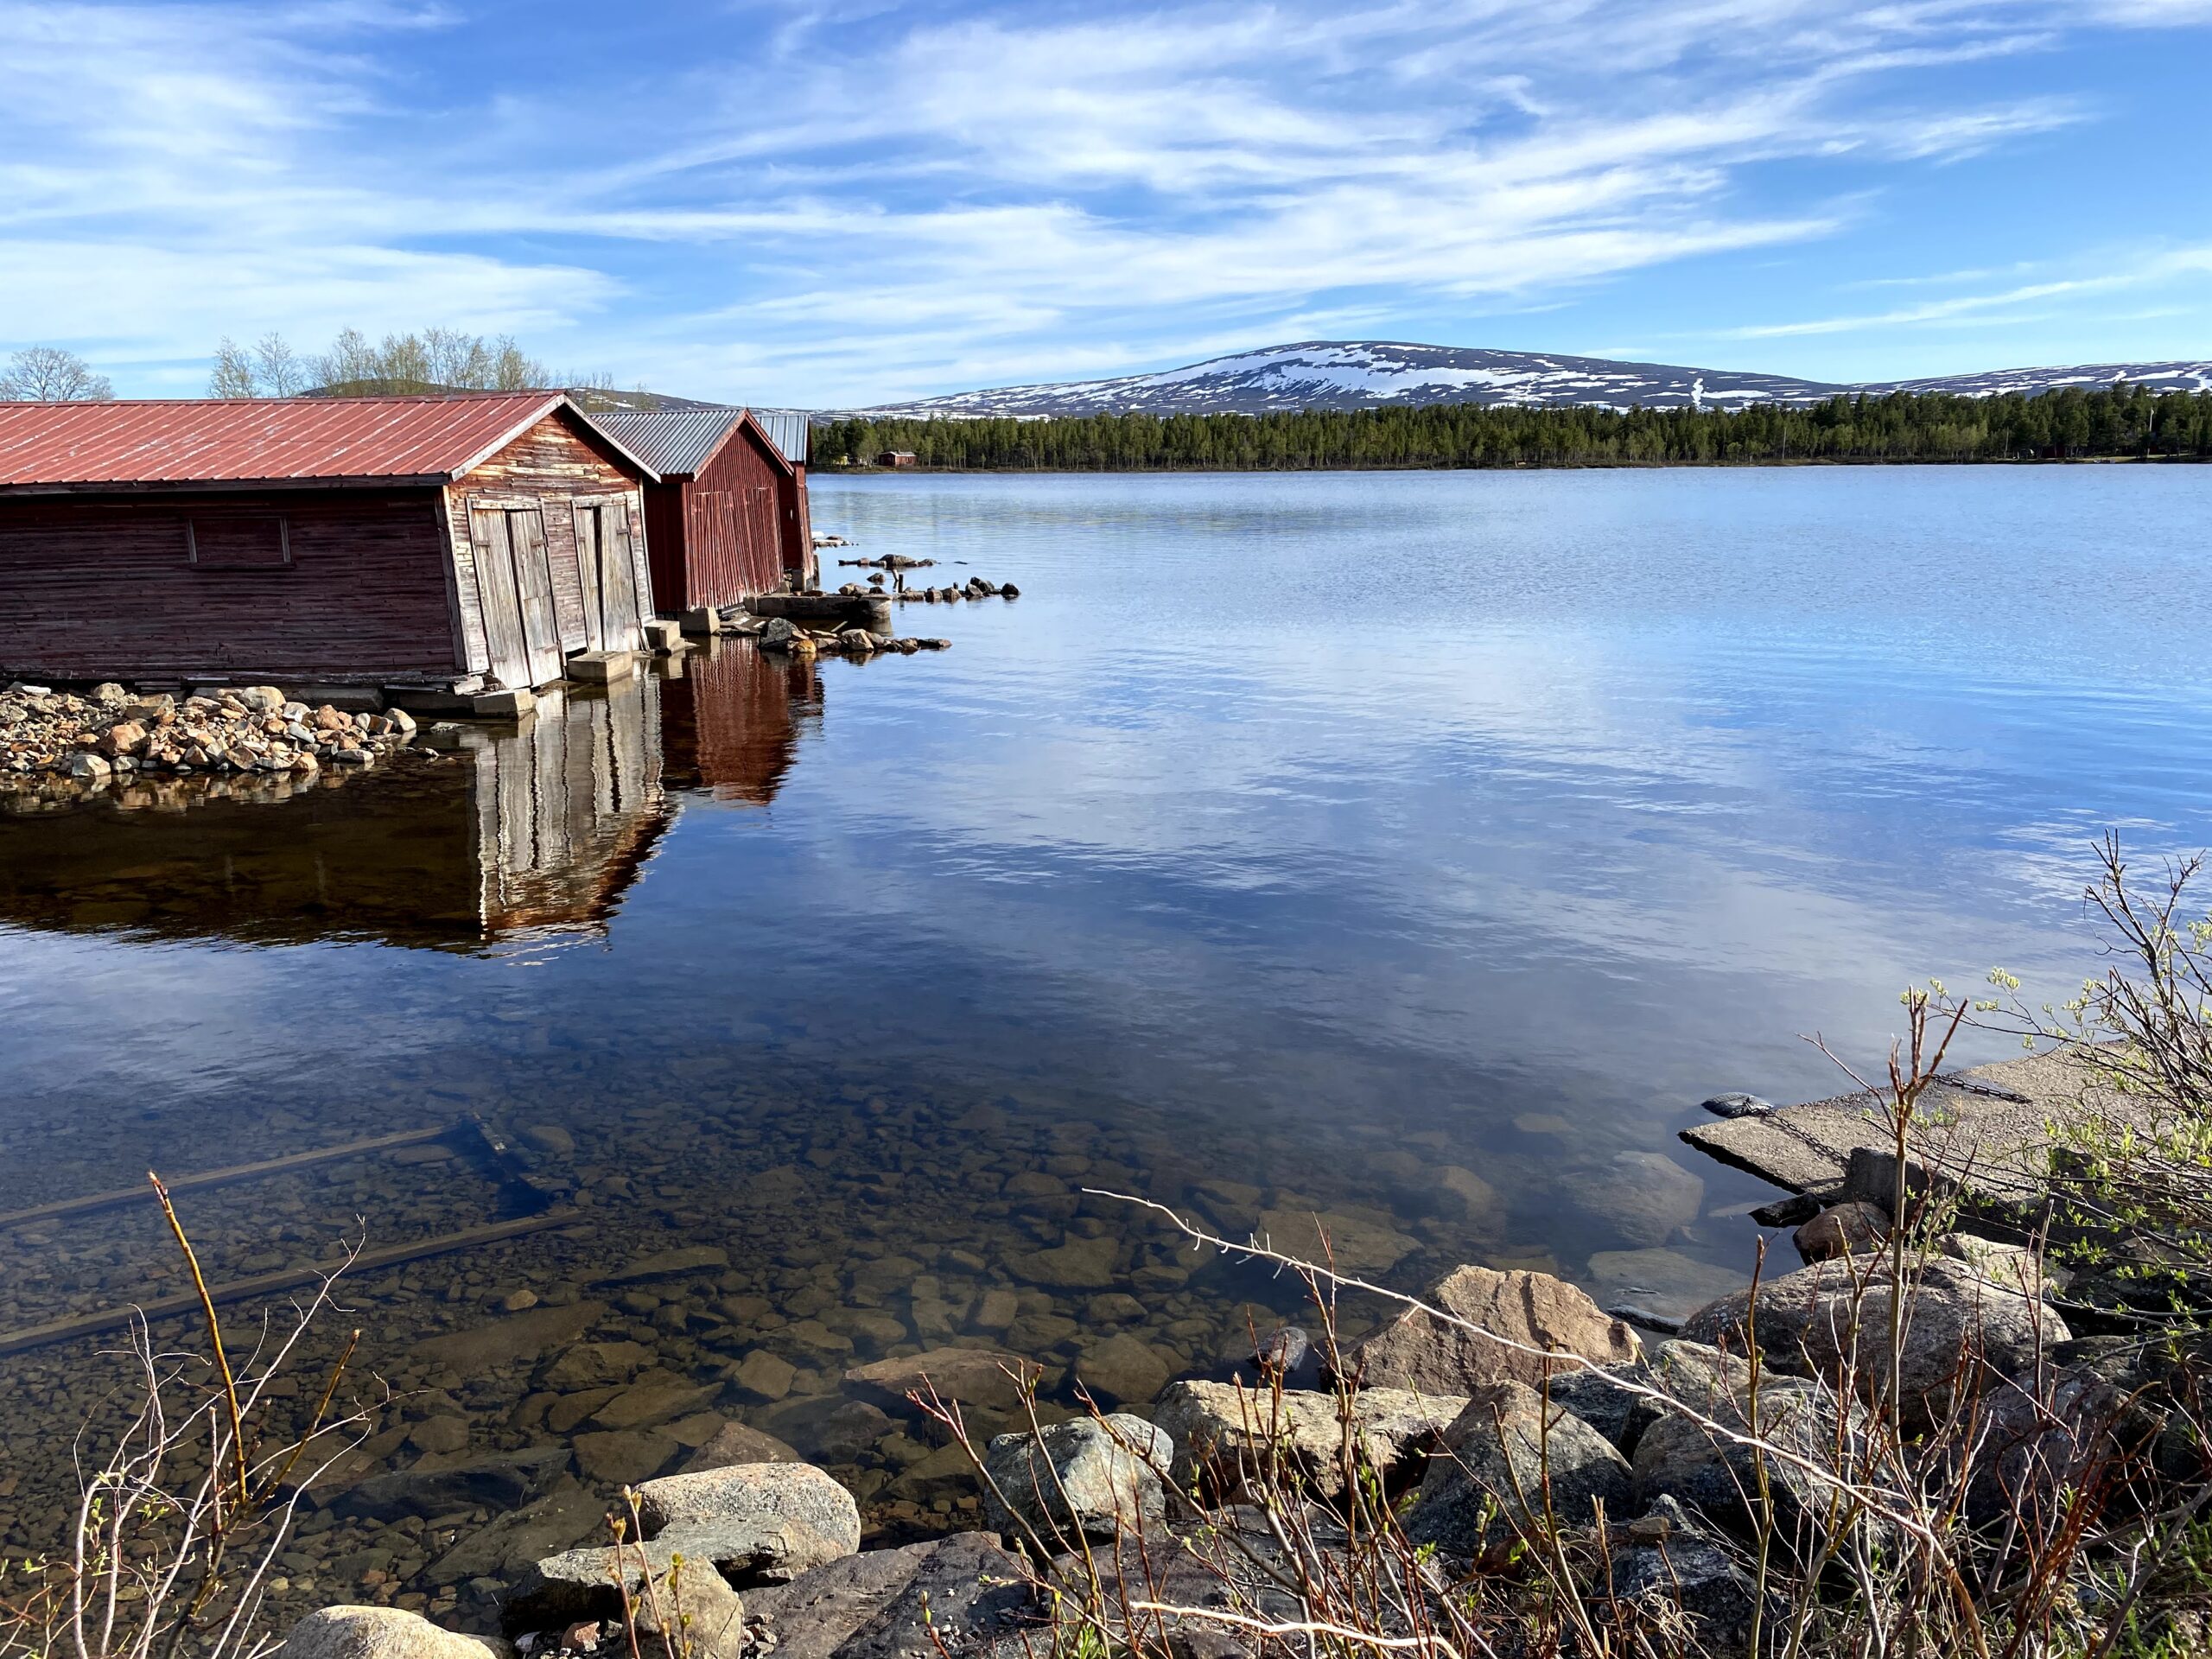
[470,688,537,720]
[640,619,684,653]
[565,651,636,685]
[679,607,724,638]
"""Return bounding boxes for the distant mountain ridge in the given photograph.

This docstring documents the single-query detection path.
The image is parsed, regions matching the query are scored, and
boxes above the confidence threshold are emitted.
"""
[842,341,2212,420]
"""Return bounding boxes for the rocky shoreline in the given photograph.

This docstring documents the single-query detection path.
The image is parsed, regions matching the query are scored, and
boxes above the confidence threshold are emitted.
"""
[1,680,418,793]
[257,1191,2153,1659]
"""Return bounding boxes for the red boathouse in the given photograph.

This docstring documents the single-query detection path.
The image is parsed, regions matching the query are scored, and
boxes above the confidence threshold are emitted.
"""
[588,408,814,611]
[0,393,659,692]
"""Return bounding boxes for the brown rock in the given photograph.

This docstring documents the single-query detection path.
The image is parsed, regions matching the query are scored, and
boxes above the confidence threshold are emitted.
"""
[412,1302,607,1370]
[1351,1264,1643,1393]
[844,1346,1046,1413]
[571,1428,679,1485]
[588,1373,720,1432]
[681,1421,805,1473]
[1794,1201,1890,1262]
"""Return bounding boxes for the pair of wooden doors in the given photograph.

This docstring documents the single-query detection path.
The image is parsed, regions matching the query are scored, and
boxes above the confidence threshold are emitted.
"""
[572,495,644,652]
[468,498,563,691]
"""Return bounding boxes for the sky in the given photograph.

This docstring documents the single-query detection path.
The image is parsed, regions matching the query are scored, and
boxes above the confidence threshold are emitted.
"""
[2,0,2209,406]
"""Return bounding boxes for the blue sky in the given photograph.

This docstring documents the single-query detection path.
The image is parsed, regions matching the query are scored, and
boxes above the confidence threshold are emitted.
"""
[3,0,2209,404]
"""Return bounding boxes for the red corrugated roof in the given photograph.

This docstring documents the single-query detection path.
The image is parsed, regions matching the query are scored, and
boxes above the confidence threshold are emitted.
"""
[0,393,594,489]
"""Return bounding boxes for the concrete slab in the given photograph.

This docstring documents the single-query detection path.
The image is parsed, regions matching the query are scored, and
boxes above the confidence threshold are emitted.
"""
[469,688,537,720]
[640,619,684,653]
[564,651,636,685]
[680,607,724,638]
[1679,1049,2159,1217]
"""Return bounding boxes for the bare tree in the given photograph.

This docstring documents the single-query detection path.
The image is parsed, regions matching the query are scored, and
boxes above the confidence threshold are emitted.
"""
[490,334,548,391]
[377,331,432,388]
[423,326,492,389]
[311,328,379,391]
[253,333,306,396]
[207,337,257,399]
[1,346,113,401]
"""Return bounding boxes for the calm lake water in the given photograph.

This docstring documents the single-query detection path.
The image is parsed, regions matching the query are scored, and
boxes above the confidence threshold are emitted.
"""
[2,466,2209,1613]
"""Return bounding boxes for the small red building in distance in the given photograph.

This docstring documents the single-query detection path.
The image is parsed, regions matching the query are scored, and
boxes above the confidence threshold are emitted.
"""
[0,393,661,693]
[589,408,815,611]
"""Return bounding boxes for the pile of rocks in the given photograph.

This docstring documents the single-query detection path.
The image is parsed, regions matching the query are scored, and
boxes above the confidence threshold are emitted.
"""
[889,577,1018,603]
[0,681,416,788]
[746,617,950,658]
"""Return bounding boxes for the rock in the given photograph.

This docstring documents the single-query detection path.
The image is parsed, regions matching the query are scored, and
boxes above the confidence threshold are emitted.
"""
[1007,1234,1120,1288]
[982,1413,1170,1544]
[1560,1152,1705,1248]
[1630,1371,1878,1545]
[423,1479,603,1587]
[681,1421,804,1473]
[1794,1201,1890,1262]
[1421,1165,1507,1229]
[1351,1265,1643,1395]
[759,617,797,650]
[333,1448,568,1522]
[520,1125,575,1155]
[593,1247,730,1284]
[278,1606,512,1659]
[634,1462,861,1583]
[1620,1340,1752,1452]
[1679,1253,2069,1424]
[1402,1380,1632,1554]
[1252,1205,1418,1274]
[1700,1093,1777,1119]
[407,1415,469,1455]
[1537,1363,1650,1454]
[743,1533,1034,1659]
[589,1375,719,1432]
[1605,1497,1760,1644]
[842,1346,1045,1414]
[67,751,111,781]
[1584,1249,1751,1327]
[754,1396,894,1464]
[237,685,288,714]
[632,1555,748,1659]
[543,1341,654,1391]
[89,682,128,705]
[730,1349,798,1403]
[413,1302,607,1370]
[1967,1351,2166,1525]
[1153,1380,1464,1502]
[571,1429,680,1485]
[1072,1332,1172,1406]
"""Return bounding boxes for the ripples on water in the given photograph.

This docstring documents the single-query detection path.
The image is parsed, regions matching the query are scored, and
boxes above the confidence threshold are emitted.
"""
[1,466,2208,1615]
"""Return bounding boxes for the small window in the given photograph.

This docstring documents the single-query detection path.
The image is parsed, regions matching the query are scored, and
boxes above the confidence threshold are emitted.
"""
[188,516,290,569]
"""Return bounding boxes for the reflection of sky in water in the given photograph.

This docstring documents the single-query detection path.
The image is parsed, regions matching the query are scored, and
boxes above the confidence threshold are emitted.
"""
[3,466,2212,1261]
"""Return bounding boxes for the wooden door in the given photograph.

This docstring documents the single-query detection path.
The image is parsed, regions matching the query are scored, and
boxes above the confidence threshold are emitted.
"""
[573,496,644,651]
[468,498,563,690]
[573,505,606,652]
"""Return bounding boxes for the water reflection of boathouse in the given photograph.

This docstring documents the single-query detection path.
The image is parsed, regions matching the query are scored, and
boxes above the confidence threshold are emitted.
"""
[0,647,819,950]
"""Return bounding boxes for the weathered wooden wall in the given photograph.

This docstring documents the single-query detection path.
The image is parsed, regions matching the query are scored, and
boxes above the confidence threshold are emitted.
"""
[0,489,460,683]
[442,411,650,680]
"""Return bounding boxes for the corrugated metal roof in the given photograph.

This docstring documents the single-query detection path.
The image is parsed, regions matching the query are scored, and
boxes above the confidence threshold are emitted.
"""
[0,393,584,489]
[750,410,811,467]
[591,408,749,477]
[592,406,812,474]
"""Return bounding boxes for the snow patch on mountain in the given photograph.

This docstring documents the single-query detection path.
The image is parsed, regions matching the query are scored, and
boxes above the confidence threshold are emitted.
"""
[840,341,2212,421]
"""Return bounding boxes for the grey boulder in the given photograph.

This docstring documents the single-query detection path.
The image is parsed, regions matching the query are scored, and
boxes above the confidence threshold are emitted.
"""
[1402,1380,1631,1555]
[636,1461,862,1583]
[280,1607,512,1659]
[982,1413,1171,1545]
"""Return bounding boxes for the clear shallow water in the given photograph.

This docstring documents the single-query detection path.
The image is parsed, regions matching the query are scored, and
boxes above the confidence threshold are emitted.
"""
[2,466,2209,1610]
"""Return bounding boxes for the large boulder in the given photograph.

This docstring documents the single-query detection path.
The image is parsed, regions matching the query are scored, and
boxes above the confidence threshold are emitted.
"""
[1351,1266,1643,1394]
[423,1479,602,1587]
[1152,1380,1463,1502]
[634,1462,861,1583]
[1402,1381,1632,1555]
[1630,1371,1882,1549]
[982,1414,1171,1545]
[1680,1253,2069,1424]
[280,1608,512,1659]
[632,1558,748,1659]
[331,1447,568,1522]
[680,1421,805,1473]
[1559,1152,1705,1248]
[741,1533,1036,1659]
[1602,1497,1761,1647]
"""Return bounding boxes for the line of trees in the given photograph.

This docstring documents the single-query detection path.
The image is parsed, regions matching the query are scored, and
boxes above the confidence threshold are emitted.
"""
[0,346,112,402]
[207,327,553,398]
[818,385,2212,471]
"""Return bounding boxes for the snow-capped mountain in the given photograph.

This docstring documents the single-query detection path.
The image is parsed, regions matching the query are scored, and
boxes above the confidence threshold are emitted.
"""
[840,341,2212,419]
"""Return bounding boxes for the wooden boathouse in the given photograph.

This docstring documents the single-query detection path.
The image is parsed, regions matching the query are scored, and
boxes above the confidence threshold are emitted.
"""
[589,408,815,611]
[0,393,659,693]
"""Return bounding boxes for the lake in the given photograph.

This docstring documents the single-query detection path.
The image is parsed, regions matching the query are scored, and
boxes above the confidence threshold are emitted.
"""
[2,465,2207,1616]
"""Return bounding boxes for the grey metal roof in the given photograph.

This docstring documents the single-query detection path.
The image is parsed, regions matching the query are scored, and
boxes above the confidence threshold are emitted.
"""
[589,406,811,475]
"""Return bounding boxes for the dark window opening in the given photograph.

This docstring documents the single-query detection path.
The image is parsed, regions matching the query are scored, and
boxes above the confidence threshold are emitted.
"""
[188,516,290,569]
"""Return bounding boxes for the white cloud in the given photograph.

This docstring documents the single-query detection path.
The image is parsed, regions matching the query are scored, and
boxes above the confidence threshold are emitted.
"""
[0,0,2204,399]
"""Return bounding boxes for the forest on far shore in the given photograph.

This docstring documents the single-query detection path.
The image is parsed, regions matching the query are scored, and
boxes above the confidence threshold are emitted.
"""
[815,384,2212,471]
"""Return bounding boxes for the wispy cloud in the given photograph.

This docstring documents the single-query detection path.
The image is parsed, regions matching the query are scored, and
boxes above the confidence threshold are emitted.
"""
[0,0,2204,398]
[1730,246,2212,337]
